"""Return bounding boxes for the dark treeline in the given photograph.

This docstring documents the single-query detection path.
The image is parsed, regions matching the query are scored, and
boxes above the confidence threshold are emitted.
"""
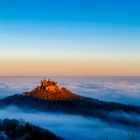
[0,119,64,140]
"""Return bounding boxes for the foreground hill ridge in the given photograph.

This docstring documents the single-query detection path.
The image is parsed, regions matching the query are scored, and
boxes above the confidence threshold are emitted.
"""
[24,78,78,101]
[0,119,63,140]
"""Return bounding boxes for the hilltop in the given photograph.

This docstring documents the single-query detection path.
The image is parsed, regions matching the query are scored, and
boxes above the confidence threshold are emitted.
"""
[24,78,78,101]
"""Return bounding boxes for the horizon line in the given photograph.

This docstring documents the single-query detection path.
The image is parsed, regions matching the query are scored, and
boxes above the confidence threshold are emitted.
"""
[0,75,140,77]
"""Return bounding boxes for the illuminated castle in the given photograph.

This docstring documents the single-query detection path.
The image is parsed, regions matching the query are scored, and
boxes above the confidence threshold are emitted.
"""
[24,77,77,100]
[39,78,61,92]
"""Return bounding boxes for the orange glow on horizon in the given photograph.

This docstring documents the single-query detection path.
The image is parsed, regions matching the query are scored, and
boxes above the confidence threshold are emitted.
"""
[0,57,140,76]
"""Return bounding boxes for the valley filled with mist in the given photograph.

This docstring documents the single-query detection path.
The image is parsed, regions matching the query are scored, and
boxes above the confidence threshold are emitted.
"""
[0,76,140,140]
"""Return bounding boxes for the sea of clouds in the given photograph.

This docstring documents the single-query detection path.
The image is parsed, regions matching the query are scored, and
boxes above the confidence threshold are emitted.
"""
[0,76,140,105]
[0,76,140,139]
[0,106,139,140]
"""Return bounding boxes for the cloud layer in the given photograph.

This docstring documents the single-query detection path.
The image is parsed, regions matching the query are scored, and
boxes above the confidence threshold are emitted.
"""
[0,76,140,105]
[0,106,140,140]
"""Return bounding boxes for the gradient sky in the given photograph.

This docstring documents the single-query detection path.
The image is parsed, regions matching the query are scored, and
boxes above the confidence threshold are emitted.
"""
[0,0,140,76]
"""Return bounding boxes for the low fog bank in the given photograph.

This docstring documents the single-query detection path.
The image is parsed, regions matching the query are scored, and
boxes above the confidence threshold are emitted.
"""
[65,80,140,106]
[0,88,20,99]
[0,106,140,140]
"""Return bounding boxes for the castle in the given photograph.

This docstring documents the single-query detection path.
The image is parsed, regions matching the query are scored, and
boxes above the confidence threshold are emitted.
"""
[24,77,77,100]
[39,78,61,92]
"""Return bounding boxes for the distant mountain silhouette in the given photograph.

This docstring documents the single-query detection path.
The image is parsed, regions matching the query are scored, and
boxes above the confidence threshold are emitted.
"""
[0,119,63,140]
[0,79,140,127]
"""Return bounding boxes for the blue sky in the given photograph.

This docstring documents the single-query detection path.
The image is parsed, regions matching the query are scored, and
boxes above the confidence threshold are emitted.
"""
[0,0,140,76]
[0,0,140,24]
